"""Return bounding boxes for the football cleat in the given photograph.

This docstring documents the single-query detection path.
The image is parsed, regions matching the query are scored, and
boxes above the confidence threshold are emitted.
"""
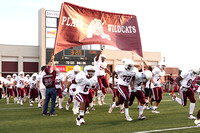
[76,118,81,126]
[50,113,58,117]
[20,101,23,105]
[38,103,42,108]
[30,104,33,106]
[125,115,133,121]
[108,104,114,113]
[144,106,150,110]
[85,110,90,114]
[172,94,176,101]
[59,106,63,110]
[138,115,146,120]
[152,110,160,114]
[149,106,154,110]
[188,114,196,120]
[98,101,102,106]
[101,101,106,105]
[120,109,124,114]
[65,104,69,110]
[80,118,85,124]
[90,107,95,111]
[17,100,20,104]
[56,104,59,108]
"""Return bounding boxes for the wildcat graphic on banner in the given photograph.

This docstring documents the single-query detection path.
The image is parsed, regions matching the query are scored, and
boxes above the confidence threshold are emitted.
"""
[54,2,143,57]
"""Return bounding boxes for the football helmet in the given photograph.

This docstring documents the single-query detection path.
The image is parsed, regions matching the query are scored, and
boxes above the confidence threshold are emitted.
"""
[19,72,24,78]
[100,54,106,59]
[121,58,128,65]
[12,74,17,79]
[84,65,95,78]
[26,74,30,79]
[124,59,134,71]
[7,75,11,79]
[190,68,199,75]
[144,70,153,81]
[32,73,37,80]
[73,65,81,74]
[159,62,167,69]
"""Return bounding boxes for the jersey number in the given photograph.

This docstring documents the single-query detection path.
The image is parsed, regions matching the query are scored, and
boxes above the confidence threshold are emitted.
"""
[187,79,193,87]
[44,78,52,86]
[123,75,132,83]
[83,85,90,92]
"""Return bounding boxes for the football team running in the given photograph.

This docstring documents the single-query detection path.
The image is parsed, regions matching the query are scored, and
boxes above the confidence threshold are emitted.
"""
[0,51,200,126]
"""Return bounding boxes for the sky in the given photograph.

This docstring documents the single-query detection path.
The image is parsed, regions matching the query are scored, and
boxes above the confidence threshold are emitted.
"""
[0,0,200,70]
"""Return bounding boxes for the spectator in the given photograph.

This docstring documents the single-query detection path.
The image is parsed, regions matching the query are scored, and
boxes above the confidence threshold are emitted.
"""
[42,56,58,116]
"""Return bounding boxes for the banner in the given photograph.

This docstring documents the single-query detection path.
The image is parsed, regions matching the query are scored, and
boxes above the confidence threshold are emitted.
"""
[54,2,143,57]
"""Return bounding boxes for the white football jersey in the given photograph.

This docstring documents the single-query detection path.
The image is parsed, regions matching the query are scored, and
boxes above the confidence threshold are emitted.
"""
[29,79,37,89]
[180,70,194,88]
[109,77,118,89]
[75,72,97,95]
[25,77,30,87]
[0,77,5,88]
[5,79,13,89]
[16,76,26,88]
[94,56,107,76]
[115,65,137,87]
[36,71,46,90]
[134,72,145,92]
[66,70,78,82]
[152,67,162,88]
[55,74,64,89]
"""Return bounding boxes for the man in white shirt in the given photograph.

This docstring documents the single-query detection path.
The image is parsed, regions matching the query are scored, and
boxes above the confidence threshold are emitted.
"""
[36,66,46,110]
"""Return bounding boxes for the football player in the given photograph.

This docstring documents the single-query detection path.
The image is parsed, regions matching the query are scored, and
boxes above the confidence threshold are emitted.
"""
[5,75,14,104]
[70,65,96,126]
[25,74,31,101]
[94,51,111,105]
[65,65,81,114]
[12,74,18,103]
[129,70,152,120]
[172,69,198,119]
[194,110,200,127]
[55,70,65,109]
[13,72,27,105]
[109,75,124,113]
[29,73,37,106]
[108,59,136,121]
[150,64,165,113]
[36,66,47,110]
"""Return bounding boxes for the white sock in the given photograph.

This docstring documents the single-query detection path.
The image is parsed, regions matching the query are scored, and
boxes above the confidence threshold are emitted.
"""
[175,97,182,105]
[73,99,78,108]
[139,106,144,116]
[125,108,129,116]
[97,91,101,101]
[189,103,195,115]
[80,110,84,116]
[59,98,62,107]
[90,101,93,108]
[153,106,157,110]
[101,94,105,102]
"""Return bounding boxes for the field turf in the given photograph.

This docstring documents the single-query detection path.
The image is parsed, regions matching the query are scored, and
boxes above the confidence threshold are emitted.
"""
[0,92,200,133]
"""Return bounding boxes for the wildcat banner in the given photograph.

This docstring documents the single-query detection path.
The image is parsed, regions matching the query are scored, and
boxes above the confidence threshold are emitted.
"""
[53,2,143,57]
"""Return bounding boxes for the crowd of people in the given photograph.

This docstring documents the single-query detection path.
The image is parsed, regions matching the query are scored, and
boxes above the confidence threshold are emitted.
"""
[0,51,200,127]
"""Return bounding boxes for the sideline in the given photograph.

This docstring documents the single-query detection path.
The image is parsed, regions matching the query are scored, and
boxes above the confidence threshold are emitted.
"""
[134,126,198,133]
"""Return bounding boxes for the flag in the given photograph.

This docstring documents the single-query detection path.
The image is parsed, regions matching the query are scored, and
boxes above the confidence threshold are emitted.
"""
[54,2,143,57]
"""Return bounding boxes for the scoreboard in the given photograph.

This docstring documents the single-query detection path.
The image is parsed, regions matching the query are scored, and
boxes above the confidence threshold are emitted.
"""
[46,48,100,66]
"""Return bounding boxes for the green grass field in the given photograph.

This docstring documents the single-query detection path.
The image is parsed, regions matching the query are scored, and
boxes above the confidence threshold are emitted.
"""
[0,92,200,133]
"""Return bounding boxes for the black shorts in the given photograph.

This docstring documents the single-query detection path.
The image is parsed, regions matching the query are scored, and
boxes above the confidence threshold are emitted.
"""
[144,88,152,97]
